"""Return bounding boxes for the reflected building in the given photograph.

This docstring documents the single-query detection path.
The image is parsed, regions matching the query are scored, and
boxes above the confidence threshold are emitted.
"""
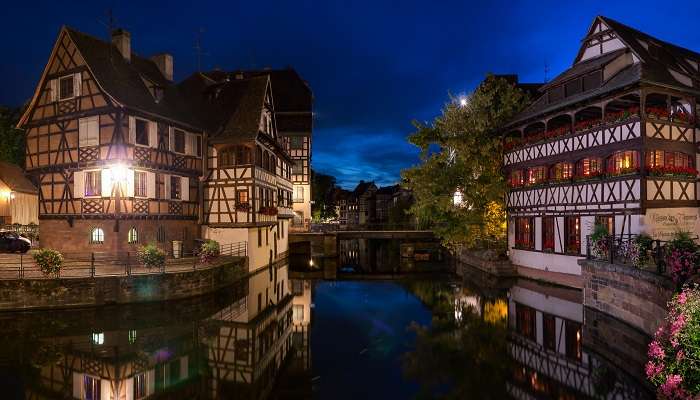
[205,264,293,400]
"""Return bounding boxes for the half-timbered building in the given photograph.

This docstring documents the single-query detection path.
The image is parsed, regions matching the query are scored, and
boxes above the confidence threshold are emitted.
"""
[18,27,204,253]
[179,71,294,272]
[503,16,700,276]
[19,27,303,270]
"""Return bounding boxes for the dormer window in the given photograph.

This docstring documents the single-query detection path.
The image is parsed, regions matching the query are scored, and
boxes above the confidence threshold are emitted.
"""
[153,86,164,103]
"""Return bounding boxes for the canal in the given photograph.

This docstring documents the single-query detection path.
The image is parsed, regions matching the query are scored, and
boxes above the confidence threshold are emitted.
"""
[0,238,653,399]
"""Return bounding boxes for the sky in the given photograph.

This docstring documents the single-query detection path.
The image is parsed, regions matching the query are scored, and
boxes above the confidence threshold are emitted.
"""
[3,1,700,189]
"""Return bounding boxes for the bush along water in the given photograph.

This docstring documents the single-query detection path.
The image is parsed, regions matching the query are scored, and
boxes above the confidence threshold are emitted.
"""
[33,248,63,277]
[647,286,700,398]
[137,244,166,269]
[590,223,609,260]
[198,239,220,264]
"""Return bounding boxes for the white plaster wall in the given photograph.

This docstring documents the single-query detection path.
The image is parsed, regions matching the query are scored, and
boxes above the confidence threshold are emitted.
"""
[510,285,582,322]
[510,248,582,275]
[641,207,700,240]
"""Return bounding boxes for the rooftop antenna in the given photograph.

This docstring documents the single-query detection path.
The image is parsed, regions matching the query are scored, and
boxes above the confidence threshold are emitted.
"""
[544,60,550,83]
[193,28,209,72]
[98,9,117,63]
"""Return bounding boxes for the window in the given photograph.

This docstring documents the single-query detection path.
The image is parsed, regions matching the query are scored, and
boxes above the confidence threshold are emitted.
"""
[59,75,74,100]
[236,146,250,164]
[235,339,249,360]
[195,135,202,157]
[646,151,694,168]
[543,314,556,351]
[256,146,263,167]
[647,150,664,168]
[170,176,181,200]
[134,171,147,197]
[542,217,555,252]
[564,216,580,254]
[565,320,582,360]
[91,332,104,345]
[294,187,304,202]
[134,373,146,399]
[290,136,303,149]
[527,166,546,185]
[515,304,536,340]
[577,157,602,177]
[135,119,149,146]
[79,117,99,147]
[219,147,234,167]
[83,375,101,400]
[85,170,101,197]
[292,280,303,295]
[515,217,534,249]
[510,170,524,187]
[263,151,270,171]
[607,151,638,174]
[550,162,574,181]
[293,304,304,322]
[257,293,262,312]
[595,215,614,236]
[128,227,138,244]
[90,228,104,244]
[173,129,185,153]
[292,161,303,175]
[156,225,166,243]
[237,190,248,205]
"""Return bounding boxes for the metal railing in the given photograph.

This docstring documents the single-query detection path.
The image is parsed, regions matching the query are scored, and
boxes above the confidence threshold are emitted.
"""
[585,234,667,274]
[0,241,247,280]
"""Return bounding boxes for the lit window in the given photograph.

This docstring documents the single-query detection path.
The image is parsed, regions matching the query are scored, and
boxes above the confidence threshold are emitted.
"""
[170,176,181,200]
[134,372,146,399]
[83,375,101,400]
[515,217,534,249]
[91,332,104,345]
[134,171,147,198]
[128,227,138,244]
[607,151,638,173]
[510,170,524,187]
[550,162,574,180]
[577,158,602,177]
[128,330,137,344]
[85,171,101,197]
[59,75,74,100]
[293,304,304,322]
[526,166,546,185]
[90,228,104,244]
[565,216,580,254]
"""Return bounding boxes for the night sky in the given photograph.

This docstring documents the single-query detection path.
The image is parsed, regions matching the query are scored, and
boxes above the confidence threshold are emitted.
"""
[3,1,700,188]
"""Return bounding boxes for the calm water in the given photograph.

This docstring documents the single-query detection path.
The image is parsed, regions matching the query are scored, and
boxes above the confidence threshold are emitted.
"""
[0,239,654,399]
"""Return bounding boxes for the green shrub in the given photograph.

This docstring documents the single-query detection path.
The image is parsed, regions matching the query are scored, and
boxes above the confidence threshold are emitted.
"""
[33,248,63,277]
[591,223,609,242]
[137,244,166,269]
[669,231,697,252]
[199,239,220,263]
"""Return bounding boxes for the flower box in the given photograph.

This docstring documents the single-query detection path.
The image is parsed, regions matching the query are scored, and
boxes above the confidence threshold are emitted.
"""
[648,166,698,179]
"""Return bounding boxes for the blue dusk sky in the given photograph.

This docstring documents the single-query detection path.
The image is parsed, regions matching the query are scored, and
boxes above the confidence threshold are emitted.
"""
[2,1,700,188]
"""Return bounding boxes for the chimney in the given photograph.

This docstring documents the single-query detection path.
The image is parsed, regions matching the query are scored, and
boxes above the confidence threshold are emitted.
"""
[151,53,173,81]
[111,29,131,62]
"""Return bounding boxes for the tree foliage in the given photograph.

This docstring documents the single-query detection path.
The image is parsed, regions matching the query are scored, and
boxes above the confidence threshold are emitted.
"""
[0,106,24,167]
[402,75,529,250]
[311,170,339,221]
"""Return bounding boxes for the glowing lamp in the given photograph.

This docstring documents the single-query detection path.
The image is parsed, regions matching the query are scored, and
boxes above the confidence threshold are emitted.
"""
[459,97,468,107]
[110,164,128,186]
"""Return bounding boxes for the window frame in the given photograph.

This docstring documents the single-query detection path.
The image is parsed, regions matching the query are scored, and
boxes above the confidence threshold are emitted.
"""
[90,228,105,245]
[564,216,580,255]
[58,74,75,101]
[127,227,138,244]
[542,217,555,252]
[84,170,102,198]
[134,170,147,198]
[173,129,186,154]
[135,118,150,147]
[170,176,181,200]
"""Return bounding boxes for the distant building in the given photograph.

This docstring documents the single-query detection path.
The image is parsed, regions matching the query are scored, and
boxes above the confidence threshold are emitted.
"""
[0,161,38,225]
[375,184,400,223]
[351,181,377,226]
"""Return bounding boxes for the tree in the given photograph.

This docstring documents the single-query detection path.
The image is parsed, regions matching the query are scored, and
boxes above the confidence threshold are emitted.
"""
[401,75,529,250]
[0,106,24,167]
[311,170,338,221]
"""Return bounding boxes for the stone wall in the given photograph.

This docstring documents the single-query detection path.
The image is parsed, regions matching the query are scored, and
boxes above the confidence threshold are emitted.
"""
[580,259,674,335]
[0,258,246,310]
[457,249,517,277]
[40,218,200,254]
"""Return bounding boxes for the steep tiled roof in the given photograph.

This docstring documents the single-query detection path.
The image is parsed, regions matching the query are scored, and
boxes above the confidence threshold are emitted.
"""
[65,27,202,129]
[507,16,700,126]
[0,162,37,194]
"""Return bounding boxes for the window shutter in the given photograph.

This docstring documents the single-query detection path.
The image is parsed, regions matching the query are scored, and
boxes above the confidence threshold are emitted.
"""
[149,121,157,148]
[79,118,88,148]
[128,116,136,144]
[164,174,171,199]
[102,169,113,197]
[181,177,189,201]
[146,370,155,395]
[72,373,82,399]
[168,126,174,151]
[147,172,156,199]
[125,377,134,400]
[126,169,135,197]
[73,170,84,199]
[101,380,111,400]
[49,79,58,102]
[184,133,193,155]
[73,72,82,97]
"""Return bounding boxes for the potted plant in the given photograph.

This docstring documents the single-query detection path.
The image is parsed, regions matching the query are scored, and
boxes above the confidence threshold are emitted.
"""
[33,248,63,277]
[137,243,166,269]
[590,224,609,260]
[198,239,220,264]
[665,232,699,286]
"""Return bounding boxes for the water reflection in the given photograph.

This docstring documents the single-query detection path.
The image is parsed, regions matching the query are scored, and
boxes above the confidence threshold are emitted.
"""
[0,260,654,399]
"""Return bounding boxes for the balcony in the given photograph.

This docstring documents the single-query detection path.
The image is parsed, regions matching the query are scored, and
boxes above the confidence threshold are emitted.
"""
[293,198,305,203]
